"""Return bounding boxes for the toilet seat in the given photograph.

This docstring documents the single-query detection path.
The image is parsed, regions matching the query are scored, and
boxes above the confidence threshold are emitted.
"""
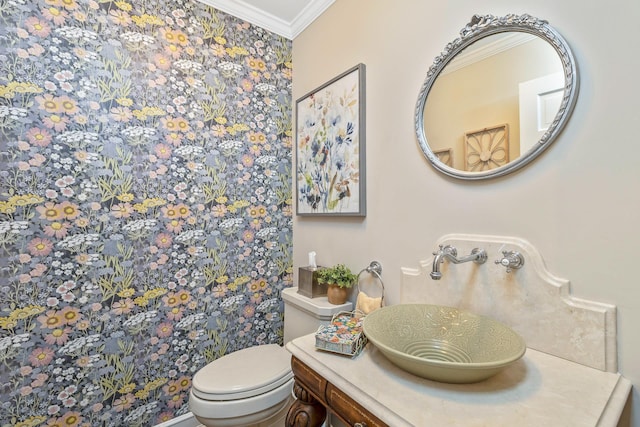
[191,344,293,401]
[189,378,294,422]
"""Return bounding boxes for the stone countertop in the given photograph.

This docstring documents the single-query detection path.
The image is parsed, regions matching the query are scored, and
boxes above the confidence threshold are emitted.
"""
[286,334,631,427]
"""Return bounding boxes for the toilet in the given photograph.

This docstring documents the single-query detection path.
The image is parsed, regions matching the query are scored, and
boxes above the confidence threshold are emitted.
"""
[189,287,352,427]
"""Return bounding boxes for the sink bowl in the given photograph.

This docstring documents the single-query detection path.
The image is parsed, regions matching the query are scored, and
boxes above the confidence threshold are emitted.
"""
[362,304,526,383]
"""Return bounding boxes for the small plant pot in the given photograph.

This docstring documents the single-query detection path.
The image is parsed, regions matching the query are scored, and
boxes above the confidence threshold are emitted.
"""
[327,284,348,305]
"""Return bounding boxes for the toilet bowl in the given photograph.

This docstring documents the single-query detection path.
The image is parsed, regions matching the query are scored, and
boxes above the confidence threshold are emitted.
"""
[189,288,352,427]
[189,344,294,427]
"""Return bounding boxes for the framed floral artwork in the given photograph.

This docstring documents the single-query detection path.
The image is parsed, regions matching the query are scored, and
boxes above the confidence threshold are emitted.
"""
[295,64,366,216]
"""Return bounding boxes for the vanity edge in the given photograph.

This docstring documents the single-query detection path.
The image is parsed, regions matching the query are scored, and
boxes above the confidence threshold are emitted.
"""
[286,333,630,427]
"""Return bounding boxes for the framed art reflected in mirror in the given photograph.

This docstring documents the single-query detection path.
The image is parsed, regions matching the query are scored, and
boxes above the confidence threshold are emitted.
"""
[433,148,453,167]
[464,124,509,172]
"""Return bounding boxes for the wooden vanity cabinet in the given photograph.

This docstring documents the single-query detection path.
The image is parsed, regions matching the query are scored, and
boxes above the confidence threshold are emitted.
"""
[286,356,387,427]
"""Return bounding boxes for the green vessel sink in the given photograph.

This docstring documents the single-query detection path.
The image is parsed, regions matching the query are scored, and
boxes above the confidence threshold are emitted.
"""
[362,304,526,383]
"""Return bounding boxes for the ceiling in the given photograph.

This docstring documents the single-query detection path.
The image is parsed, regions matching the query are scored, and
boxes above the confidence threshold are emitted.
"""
[196,0,335,39]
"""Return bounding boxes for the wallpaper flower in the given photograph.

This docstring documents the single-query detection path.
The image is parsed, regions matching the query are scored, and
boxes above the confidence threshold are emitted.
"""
[0,1,293,426]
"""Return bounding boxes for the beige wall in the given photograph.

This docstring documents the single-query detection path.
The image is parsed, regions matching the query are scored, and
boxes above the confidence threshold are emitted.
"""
[293,0,640,424]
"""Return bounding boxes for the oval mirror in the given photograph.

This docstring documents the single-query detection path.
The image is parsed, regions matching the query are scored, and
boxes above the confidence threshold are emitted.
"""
[415,14,579,180]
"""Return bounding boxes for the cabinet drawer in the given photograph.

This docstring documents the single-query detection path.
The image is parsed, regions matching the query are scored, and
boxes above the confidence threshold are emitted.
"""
[291,356,328,403]
[326,383,388,427]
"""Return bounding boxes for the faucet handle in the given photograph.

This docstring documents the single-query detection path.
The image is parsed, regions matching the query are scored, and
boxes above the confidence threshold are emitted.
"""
[433,245,457,257]
[495,250,524,273]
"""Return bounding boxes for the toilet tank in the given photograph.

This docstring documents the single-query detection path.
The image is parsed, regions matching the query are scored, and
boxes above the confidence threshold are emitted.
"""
[282,287,353,344]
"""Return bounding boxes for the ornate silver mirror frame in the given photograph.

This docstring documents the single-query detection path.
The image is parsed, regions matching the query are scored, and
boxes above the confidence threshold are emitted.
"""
[415,14,579,180]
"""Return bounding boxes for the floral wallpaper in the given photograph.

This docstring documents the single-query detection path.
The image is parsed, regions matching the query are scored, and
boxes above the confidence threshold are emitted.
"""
[0,0,293,426]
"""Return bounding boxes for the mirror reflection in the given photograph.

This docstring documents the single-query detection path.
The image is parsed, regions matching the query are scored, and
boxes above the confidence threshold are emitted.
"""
[415,14,579,180]
[424,33,563,171]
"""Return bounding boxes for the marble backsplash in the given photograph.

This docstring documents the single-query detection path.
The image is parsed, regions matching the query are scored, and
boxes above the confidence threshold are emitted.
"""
[400,234,617,372]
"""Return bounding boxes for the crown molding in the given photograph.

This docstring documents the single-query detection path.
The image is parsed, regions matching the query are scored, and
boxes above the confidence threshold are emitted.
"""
[442,32,537,75]
[195,0,334,39]
[289,0,335,39]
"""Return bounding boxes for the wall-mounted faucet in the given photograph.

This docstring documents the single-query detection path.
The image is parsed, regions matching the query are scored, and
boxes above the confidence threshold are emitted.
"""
[430,245,487,280]
[495,250,525,273]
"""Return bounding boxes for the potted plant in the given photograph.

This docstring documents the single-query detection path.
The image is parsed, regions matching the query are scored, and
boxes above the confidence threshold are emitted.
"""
[317,264,357,304]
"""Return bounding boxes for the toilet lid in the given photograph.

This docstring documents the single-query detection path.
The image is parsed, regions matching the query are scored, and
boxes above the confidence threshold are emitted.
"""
[192,344,293,401]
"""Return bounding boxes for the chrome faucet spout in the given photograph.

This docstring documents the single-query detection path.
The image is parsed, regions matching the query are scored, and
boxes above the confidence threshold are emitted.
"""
[430,245,456,280]
[430,245,487,280]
